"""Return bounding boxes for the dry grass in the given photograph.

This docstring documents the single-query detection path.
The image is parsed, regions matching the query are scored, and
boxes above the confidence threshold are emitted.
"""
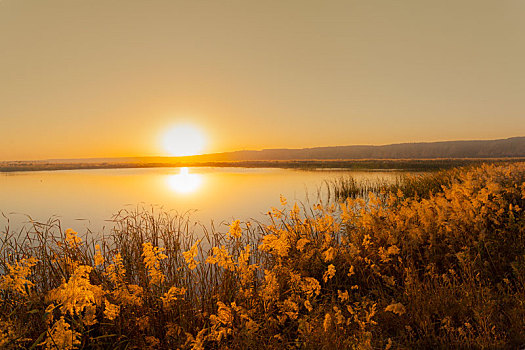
[1,163,524,349]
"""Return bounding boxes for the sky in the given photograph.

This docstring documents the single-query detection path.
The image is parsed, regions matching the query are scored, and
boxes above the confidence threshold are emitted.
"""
[1,0,524,161]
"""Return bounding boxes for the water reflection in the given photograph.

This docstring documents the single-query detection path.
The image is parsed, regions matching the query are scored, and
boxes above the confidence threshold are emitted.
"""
[167,167,203,194]
[1,167,408,232]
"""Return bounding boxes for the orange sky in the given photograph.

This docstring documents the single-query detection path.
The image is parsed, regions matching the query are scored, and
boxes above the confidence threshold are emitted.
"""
[1,0,524,161]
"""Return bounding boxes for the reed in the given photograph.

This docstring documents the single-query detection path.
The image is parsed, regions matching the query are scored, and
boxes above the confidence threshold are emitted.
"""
[327,166,463,201]
[1,163,524,349]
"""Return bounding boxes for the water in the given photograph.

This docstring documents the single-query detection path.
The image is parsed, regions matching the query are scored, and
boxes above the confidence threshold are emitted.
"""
[0,167,406,234]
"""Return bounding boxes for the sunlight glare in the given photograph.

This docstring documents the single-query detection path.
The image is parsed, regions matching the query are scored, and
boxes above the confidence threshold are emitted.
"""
[162,124,206,157]
[167,167,203,194]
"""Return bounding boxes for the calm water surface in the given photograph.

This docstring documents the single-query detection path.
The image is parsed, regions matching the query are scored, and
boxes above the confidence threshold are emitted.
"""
[1,167,406,233]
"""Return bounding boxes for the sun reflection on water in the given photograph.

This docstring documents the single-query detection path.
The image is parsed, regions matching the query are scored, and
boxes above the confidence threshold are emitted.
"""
[167,167,203,194]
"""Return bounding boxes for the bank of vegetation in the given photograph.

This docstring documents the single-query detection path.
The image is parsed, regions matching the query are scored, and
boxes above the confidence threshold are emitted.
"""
[1,158,524,173]
[326,166,465,200]
[1,163,524,349]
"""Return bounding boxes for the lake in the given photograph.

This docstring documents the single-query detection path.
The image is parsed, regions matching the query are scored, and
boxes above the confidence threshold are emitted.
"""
[0,167,406,234]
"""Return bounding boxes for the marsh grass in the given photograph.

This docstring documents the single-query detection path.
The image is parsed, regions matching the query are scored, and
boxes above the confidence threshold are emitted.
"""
[327,167,462,201]
[1,163,525,349]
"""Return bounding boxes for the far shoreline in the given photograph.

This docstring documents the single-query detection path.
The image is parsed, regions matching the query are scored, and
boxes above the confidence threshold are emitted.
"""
[1,158,524,173]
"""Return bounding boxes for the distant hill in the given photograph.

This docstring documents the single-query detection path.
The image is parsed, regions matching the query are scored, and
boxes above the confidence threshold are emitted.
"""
[8,137,525,165]
[2,137,524,172]
[181,136,525,162]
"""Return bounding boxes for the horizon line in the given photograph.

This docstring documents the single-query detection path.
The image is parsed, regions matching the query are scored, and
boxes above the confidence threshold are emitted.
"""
[2,135,524,163]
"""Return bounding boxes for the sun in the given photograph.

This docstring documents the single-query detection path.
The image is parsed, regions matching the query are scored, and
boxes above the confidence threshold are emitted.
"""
[162,124,206,157]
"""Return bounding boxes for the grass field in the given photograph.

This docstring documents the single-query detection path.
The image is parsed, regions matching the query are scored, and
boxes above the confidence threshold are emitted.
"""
[1,163,524,349]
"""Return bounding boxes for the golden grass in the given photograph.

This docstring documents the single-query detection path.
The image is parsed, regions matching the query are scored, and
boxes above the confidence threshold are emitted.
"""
[1,163,524,349]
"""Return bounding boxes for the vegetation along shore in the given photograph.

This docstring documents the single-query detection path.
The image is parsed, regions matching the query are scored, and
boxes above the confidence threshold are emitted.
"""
[1,162,524,348]
[1,158,524,173]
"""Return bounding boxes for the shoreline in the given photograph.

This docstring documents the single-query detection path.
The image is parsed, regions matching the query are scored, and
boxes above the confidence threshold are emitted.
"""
[1,158,524,173]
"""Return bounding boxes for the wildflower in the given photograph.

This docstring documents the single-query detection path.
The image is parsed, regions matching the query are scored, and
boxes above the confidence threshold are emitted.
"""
[216,301,233,325]
[323,313,332,332]
[183,240,201,270]
[317,213,338,234]
[113,284,144,307]
[237,245,258,293]
[190,328,207,350]
[142,242,167,285]
[333,306,345,325]
[380,245,400,262]
[161,286,187,308]
[259,231,290,257]
[237,244,252,269]
[209,302,234,342]
[262,269,279,301]
[270,207,283,219]
[0,257,38,296]
[206,245,235,271]
[282,298,299,320]
[65,228,82,248]
[362,234,372,248]
[0,320,16,348]
[40,316,81,350]
[385,302,406,316]
[94,244,104,266]
[340,200,354,223]
[387,245,400,256]
[300,277,321,298]
[48,265,104,317]
[290,203,301,221]
[296,238,310,251]
[228,219,242,239]
[347,265,355,277]
[104,299,120,320]
[105,253,126,286]
[83,304,97,326]
[280,194,287,206]
[338,290,349,302]
[322,247,337,262]
[304,300,313,312]
[323,264,336,283]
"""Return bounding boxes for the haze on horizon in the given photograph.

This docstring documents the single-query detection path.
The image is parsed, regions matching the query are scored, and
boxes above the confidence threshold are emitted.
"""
[1,0,524,161]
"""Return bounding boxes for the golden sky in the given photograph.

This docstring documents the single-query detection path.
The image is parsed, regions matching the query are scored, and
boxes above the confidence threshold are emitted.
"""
[1,0,524,161]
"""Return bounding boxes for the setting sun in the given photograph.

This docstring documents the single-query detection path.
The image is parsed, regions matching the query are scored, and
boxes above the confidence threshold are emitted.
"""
[162,124,206,157]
